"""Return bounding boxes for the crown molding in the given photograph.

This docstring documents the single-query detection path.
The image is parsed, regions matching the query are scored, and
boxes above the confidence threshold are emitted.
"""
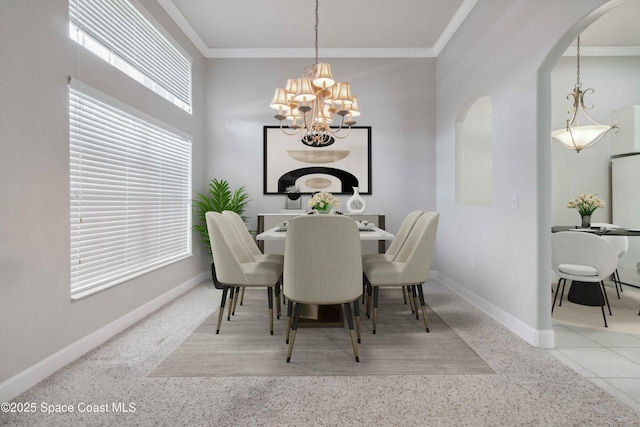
[158,0,209,55]
[160,0,639,60]
[433,0,478,56]
[203,47,436,59]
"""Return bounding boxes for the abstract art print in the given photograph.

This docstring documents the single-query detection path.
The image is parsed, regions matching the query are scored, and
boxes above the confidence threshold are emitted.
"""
[263,126,371,195]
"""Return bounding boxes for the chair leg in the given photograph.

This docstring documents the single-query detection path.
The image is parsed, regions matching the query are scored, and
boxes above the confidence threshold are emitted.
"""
[239,287,246,305]
[267,287,274,335]
[600,281,612,316]
[372,286,380,334]
[216,286,229,334]
[559,279,567,307]
[402,286,408,305]
[362,272,367,304]
[232,286,240,315]
[275,280,282,319]
[411,285,420,320]
[286,300,293,344]
[417,284,430,333]
[365,277,373,319]
[287,303,303,362]
[601,304,608,327]
[353,299,361,343]
[552,278,563,313]
[343,302,360,362]
[227,287,235,321]
[613,269,621,299]
[406,286,416,314]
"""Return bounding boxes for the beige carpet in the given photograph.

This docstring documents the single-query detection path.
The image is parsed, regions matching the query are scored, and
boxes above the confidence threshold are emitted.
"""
[552,281,640,334]
[150,288,494,377]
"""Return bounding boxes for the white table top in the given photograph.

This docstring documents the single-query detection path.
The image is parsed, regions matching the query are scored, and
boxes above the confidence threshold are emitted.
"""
[256,225,395,241]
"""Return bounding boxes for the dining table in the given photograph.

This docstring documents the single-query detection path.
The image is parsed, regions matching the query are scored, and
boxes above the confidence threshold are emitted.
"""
[256,221,395,242]
[551,225,640,237]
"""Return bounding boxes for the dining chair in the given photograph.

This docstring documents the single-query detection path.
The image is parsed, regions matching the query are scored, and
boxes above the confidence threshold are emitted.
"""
[222,210,284,315]
[551,231,618,327]
[363,211,439,334]
[362,210,423,313]
[283,215,363,362]
[206,211,283,335]
[591,222,629,298]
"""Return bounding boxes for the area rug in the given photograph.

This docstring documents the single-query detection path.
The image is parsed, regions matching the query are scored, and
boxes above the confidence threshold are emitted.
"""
[552,281,640,335]
[150,288,495,377]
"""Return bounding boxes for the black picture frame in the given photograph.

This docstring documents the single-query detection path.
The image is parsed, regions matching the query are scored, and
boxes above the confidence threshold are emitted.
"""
[263,126,372,195]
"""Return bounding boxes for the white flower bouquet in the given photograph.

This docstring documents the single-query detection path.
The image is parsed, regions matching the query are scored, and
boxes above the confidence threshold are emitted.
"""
[307,191,339,212]
[566,193,606,216]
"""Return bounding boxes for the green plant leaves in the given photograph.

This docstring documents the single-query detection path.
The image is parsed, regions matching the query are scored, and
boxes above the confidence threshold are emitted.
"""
[192,178,251,254]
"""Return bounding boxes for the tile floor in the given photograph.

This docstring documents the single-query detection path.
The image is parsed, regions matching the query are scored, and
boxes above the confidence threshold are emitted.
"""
[549,321,640,413]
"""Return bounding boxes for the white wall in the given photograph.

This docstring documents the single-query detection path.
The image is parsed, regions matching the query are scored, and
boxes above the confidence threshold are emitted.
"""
[435,0,610,347]
[551,55,640,226]
[0,0,208,391]
[204,58,437,235]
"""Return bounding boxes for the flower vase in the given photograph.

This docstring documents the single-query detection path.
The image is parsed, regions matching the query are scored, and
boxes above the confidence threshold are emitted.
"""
[316,207,331,214]
[581,214,591,228]
[285,193,301,210]
[346,187,365,214]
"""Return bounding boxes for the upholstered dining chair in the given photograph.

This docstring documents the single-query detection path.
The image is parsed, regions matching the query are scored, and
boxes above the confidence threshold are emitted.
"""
[362,210,424,314]
[363,211,439,334]
[591,222,629,298]
[206,212,283,335]
[283,215,363,363]
[222,210,284,315]
[551,231,618,327]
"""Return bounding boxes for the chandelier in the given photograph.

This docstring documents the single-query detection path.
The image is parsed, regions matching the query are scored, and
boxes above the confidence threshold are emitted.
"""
[269,0,360,146]
[551,36,618,153]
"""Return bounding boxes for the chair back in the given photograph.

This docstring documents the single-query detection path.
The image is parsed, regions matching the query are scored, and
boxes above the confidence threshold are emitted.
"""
[394,212,439,284]
[551,231,618,281]
[591,222,629,259]
[206,211,248,285]
[386,210,423,258]
[283,215,362,304]
[222,210,261,257]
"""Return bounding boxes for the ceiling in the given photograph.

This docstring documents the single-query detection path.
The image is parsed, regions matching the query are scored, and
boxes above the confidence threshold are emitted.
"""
[158,0,640,59]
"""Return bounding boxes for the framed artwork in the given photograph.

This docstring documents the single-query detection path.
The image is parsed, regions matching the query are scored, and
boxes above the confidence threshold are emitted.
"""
[263,126,371,195]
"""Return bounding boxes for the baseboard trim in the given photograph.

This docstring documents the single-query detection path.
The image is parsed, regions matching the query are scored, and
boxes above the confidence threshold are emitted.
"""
[433,271,554,349]
[0,272,208,403]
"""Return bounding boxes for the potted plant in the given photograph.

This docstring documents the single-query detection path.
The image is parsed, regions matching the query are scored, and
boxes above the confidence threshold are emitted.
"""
[284,185,301,200]
[193,178,251,287]
[284,185,302,210]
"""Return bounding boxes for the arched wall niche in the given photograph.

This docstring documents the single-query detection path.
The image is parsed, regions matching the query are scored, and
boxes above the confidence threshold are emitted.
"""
[455,95,493,206]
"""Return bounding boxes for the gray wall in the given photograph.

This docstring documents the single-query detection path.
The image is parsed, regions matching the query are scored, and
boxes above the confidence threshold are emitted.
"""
[435,0,609,345]
[551,55,640,226]
[0,0,208,384]
[204,58,437,235]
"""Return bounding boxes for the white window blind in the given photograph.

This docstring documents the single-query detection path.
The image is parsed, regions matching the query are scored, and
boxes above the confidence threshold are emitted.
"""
[69,0,192,112]
[70,81,192,297]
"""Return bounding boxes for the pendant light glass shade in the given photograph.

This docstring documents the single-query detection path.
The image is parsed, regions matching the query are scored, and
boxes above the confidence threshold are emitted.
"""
[552,36,618,153]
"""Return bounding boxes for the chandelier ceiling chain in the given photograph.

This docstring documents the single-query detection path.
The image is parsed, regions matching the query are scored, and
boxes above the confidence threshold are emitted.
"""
[269,0,360,146]
[551,35,618,153]
[314,0,318,65]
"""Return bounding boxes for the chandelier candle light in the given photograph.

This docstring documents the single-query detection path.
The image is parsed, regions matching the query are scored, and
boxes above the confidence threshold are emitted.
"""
[269,0,360,146]
[551,36,618,153]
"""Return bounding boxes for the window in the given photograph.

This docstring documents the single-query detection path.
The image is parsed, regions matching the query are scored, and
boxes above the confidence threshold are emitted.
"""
[69,80,192,298]
[69,0,192,113]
